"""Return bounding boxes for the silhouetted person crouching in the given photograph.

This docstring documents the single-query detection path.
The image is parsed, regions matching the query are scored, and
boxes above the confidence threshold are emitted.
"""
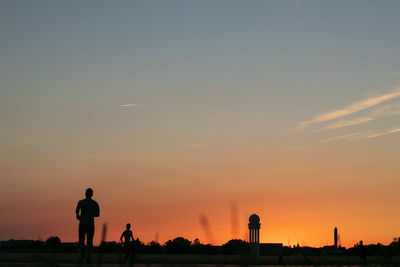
[120,223,135,262]
[76,188,100,263]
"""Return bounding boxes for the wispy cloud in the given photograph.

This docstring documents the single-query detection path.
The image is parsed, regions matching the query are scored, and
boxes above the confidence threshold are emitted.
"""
[291,132,365,150]
[317,132,365,144]
[120,103,142,107]
[316,103,400,131]
[295,0,302,7]
[297,127,400,148]
[298,88,400,130]
[363,127,400,139]
[295,126,400,149]
[316,117,374,132]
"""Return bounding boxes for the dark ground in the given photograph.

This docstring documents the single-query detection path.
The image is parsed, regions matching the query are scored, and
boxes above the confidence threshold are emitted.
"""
[1,252,399,266]
[0,264,388,267]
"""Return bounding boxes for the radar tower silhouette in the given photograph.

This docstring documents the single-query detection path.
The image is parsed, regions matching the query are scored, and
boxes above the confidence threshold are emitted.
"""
[248,214,260,256]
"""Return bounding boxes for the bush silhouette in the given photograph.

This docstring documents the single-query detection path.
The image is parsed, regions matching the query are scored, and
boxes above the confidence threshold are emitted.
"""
[222,239,249,254]
[46,236,61,248]
[165,237,192,254]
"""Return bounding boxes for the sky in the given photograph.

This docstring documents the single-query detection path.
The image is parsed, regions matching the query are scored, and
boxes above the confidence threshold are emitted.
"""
[1,0,400,248]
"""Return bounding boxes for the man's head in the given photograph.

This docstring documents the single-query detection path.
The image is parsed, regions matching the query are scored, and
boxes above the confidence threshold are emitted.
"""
[126,223,131,230]
[85,188,93,198]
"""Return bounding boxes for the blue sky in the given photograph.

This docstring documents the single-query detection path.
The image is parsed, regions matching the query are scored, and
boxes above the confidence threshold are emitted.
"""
[2,1,400,133]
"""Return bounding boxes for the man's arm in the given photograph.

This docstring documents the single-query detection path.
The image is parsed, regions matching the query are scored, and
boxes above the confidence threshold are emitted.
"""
[75,201,81,221]
[120,232,124,243]
[95,202,100,217]
[130,232,134,242]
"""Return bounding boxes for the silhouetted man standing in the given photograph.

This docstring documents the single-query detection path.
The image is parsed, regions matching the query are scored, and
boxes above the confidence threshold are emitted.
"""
[76,188,100,263]
[120,223,135,261]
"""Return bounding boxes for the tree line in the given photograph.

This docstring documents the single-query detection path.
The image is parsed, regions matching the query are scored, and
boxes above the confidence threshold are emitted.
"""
[3,236,400,257]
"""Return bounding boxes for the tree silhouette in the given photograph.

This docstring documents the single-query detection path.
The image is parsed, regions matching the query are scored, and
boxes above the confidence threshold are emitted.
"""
[193,238,201,246]
[148,241,163,253]
[222,239,249,255]
[191,238,214,254]
[165,237,191,254]
[46,236,61,248]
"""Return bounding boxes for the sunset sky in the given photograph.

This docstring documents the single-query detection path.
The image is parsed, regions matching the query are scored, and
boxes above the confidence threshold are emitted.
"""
[1,0,400,248]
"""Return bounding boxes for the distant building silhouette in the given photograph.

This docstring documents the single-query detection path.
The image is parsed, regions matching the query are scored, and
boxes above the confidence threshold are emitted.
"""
[334,227,338,249]
[248,214,283,258]
[248,214,260,256]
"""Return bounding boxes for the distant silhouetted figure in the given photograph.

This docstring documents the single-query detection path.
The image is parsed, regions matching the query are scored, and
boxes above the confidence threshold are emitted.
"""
[76,188,100,263]
[120,223,135,262]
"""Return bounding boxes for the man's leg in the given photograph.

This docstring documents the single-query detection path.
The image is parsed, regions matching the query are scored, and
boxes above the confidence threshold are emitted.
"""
[78,224,86,261]
[130,243,136,263]
[86,225,95,263]
[124,243,129,261]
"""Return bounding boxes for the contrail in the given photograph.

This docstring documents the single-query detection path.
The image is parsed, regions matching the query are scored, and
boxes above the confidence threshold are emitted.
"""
[120,103,142,107]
